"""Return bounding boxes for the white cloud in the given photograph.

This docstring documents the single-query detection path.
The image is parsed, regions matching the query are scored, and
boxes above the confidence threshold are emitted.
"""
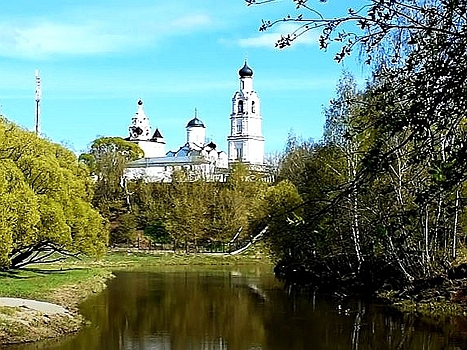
[173,13,214,31]
[238,32,282,48]
[0,22,139,59]
[238,23,320,48]
[0,4,216,60]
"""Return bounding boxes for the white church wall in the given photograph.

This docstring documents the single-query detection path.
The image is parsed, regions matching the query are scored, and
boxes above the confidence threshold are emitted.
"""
[136,140,165,158]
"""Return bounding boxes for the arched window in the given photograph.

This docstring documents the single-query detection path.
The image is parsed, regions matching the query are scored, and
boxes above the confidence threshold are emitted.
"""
[251,101,256,113]
[238,101,243,113]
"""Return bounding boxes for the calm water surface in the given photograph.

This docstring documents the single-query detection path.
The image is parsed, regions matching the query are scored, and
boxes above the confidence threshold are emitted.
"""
[9,265,467,350]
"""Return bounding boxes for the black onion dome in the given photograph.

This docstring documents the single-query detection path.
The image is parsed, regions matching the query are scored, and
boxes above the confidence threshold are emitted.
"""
[239,61,253,77]
[186,116,205,128]
[137,99,143,105]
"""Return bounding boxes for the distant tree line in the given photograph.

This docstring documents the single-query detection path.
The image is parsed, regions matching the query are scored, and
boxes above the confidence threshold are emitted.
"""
[79,137,296,253]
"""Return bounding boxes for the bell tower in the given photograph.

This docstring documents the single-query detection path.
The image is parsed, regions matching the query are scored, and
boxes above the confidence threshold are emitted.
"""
[128,99,165,158]
[227,61,264,166]
[129,99,151,141]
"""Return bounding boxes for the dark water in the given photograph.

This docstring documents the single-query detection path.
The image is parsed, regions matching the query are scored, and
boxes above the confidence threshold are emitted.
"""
[8,265,467,350]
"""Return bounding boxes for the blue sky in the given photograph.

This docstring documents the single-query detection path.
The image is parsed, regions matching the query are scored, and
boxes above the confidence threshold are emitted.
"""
[0,0,368,155]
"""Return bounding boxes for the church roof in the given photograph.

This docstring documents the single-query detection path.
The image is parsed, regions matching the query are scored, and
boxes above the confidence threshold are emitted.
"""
[186,116,205,128]
[127,155,210,168]
[151,128,163,140]
[239,61,253,77]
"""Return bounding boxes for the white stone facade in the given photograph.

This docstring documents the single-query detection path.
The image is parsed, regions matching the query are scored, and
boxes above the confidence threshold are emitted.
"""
[125,107,228,182]
[124,61,264,182]
[127,100,165,158]
[227,61,265,167]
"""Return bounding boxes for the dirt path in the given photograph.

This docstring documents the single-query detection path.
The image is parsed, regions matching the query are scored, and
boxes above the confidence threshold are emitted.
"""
[0,298,69,315]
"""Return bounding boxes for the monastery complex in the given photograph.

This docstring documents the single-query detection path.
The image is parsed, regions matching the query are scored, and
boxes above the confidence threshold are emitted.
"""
[124,61,265,182]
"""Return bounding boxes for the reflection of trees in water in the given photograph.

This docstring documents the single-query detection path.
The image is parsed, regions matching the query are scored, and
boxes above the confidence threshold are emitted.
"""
[80,269,272,350]
[50,270,467,350]
[259,287,467,350]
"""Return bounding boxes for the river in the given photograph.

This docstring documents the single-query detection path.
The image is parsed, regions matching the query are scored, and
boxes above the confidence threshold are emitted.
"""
[9,265,467,349]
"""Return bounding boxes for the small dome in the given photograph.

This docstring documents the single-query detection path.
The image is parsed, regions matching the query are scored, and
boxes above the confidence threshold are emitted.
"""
[137,99,143,106]
[186,116,205,128]
[239,61,253,77]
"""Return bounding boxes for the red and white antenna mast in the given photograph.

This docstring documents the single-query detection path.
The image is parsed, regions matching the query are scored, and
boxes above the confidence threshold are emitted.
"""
[35,69,42,136]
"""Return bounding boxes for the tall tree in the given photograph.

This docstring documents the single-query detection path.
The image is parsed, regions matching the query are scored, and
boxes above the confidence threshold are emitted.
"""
[80,137,143,244]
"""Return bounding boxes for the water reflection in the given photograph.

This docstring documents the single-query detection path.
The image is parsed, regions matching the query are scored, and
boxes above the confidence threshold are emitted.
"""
[7,266,467,350]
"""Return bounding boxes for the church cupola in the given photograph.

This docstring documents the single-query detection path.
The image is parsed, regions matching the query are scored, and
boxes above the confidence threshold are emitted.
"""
[129,99,151,141]
[239,61,253,78]
[151,128,164,143]
[127,99,166,158]
[239,60,254,92]
[186,109,206,147]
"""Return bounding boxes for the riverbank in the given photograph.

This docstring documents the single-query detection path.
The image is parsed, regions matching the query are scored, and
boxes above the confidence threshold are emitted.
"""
[0,250,271,345]
[274,259,467,318]
[0,268,113,345]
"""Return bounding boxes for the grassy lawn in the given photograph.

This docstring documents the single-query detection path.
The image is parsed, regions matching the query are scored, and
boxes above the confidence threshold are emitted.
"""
[95,249,272,267]
[0,268,109,301]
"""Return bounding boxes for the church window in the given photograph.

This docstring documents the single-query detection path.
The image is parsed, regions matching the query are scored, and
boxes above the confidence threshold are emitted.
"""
[241,81,244,90]
[251,101,256,113]
[238,101,243,113]
[237,119,243,134]
[236,146,243,161]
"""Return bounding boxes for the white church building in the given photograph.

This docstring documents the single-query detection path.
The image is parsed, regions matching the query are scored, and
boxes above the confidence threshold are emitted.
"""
[124,61,265,182]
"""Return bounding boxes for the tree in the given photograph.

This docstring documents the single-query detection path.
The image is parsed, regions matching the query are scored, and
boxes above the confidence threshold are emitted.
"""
[80,137,143,244]
[245,0,467,290]
[247,0,467,63]
[0,117,107,270]
[262,180,304,262]
[0,159,39,268]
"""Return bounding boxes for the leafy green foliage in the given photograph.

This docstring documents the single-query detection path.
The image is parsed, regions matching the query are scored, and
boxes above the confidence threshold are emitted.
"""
[244,0,467,293]
[144,221,171,244]
[0,117,107,270]
[124,164,269,252]
[261,180,303,261]
[80,136,143,244]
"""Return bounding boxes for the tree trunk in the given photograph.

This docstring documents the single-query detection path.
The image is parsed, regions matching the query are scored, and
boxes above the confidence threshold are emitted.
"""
[452,190,460,259]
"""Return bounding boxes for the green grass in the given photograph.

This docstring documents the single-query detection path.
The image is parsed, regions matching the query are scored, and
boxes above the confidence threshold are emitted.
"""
[395,299,467,318]
[0,268,108,301]
[97,250,271,268]
[0,306,20,316]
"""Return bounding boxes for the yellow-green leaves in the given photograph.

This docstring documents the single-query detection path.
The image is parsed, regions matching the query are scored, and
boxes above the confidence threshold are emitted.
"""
[0,118,107,270]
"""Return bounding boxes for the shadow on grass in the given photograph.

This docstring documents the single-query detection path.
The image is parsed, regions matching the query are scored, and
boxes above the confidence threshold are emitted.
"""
[0,267,84,279]
[0,270,22,278]
[23,267,82,274]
